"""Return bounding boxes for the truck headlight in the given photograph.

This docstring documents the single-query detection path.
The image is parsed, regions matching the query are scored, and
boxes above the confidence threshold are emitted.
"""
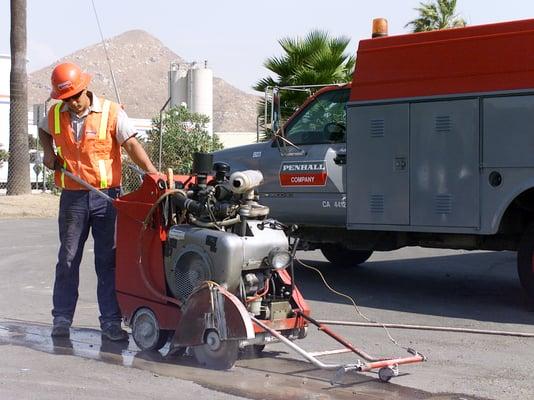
[268,248,292,270]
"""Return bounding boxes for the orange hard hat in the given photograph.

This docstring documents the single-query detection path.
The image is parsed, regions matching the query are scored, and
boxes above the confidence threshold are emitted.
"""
[50,62,91,100]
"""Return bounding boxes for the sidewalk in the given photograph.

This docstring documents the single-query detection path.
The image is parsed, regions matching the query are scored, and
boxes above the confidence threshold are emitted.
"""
[0,192,58,218]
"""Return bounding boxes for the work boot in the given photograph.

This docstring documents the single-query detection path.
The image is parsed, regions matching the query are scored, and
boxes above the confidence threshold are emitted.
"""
[101,325,129,342]
[51,324,70,338]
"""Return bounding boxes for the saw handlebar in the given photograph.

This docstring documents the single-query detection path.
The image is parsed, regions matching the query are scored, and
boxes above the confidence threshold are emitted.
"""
[58,167,115,204]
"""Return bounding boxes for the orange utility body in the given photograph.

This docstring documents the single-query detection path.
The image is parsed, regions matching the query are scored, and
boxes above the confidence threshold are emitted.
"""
[351,18,534,102]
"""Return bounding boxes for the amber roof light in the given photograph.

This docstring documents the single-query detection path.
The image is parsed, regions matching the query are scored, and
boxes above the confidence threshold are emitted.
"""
[372,18,388,38]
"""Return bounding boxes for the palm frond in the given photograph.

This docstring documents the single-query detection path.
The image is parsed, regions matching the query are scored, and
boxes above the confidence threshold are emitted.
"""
[406,0,467,32]
[254,29,355,122]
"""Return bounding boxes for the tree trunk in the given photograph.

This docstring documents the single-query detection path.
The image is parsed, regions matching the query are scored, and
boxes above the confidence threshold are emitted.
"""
[7,0,30,195]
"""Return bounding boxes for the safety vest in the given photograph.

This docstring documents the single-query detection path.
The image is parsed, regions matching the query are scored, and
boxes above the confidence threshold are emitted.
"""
[48,98,122,190]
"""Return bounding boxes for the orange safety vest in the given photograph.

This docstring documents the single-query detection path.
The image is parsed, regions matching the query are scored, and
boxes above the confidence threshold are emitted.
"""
[48,98,122,190]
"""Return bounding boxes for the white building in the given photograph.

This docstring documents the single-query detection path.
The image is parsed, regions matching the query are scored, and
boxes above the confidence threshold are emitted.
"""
[0,54,10,152]
[0,55,42,188]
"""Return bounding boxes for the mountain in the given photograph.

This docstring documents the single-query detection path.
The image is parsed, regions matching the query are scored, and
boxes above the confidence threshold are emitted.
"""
[28,30,259,132]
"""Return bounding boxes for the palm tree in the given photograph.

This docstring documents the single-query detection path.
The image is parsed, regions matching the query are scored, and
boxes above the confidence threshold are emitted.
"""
[254,30,355,122]
[7,0,30,195]
[406,0,466,32]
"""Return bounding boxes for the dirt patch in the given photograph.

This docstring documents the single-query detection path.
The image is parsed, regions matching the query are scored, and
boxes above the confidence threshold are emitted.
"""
[0,193,59,218]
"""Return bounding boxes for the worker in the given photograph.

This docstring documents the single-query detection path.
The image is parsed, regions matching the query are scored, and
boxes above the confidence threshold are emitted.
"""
[38,62,158,341]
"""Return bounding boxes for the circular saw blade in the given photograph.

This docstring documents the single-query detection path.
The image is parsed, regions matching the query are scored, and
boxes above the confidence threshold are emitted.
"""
[192,339,239,370]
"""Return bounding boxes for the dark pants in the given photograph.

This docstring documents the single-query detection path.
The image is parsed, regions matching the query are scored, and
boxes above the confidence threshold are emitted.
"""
[52,188,121,330]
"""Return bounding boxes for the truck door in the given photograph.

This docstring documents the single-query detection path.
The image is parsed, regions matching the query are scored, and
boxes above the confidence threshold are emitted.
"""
[258,88,349,226]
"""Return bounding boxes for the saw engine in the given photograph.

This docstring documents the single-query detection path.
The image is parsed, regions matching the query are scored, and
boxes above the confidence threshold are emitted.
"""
[164,154,296,322]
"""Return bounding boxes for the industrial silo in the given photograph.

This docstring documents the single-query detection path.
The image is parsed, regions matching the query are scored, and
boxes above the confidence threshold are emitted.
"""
[168,61,213,135]
[168,63,188,109]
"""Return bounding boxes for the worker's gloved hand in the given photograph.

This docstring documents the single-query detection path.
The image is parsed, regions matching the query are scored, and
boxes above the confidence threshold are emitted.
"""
[53,154,65,171]
[42,151,58,170]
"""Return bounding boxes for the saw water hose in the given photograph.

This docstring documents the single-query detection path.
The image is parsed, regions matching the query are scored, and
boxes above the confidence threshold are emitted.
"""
[296,257,534,341]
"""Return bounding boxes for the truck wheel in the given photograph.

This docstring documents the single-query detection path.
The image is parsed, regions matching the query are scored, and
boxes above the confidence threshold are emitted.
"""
[320,244,373,267]
[517,226,534,301]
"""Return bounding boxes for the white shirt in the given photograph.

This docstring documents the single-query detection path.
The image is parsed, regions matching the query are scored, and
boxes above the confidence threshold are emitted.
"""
[38,92,137,145]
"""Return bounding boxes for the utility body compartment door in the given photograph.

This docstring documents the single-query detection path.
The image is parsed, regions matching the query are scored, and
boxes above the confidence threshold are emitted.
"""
[346,104,410,226]
[347,99,479,230]
[410,99,479,228]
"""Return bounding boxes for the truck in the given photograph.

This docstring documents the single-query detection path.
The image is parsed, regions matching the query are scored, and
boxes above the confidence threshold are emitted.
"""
[213,18,534,301]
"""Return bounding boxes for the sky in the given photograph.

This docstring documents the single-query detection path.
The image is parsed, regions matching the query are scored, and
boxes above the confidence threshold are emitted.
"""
[2,0,534,94]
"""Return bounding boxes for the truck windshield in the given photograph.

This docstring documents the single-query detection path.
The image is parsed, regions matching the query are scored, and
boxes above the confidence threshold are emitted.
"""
[283,88,349,145]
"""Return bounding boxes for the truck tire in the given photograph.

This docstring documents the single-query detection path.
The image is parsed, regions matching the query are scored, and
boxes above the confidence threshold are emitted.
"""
[320,244,373,267]
[517,225,534,301]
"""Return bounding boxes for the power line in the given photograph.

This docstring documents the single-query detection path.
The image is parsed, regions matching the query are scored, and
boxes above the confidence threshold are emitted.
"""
[90,0,121,104]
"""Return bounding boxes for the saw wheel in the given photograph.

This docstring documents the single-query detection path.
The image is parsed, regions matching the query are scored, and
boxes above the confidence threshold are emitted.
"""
[131,307,170,352]
[192,330,239,370]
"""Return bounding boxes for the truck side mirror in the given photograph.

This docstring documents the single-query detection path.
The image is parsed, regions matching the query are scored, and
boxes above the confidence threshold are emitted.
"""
[271,89,281,133]
[264,87,281,134]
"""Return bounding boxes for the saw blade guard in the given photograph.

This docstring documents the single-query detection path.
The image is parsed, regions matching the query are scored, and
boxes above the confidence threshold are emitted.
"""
[171,282,254,348]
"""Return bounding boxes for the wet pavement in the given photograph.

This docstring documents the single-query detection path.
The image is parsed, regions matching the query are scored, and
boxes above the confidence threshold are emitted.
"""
[3,219,530,399]
[0,319,486,400]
